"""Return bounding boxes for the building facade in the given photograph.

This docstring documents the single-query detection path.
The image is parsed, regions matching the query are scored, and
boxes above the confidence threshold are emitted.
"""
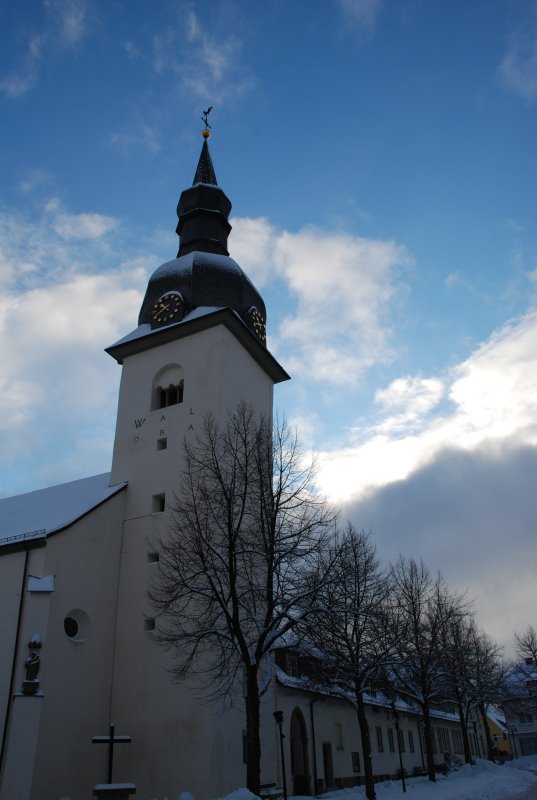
[0,132,481,800]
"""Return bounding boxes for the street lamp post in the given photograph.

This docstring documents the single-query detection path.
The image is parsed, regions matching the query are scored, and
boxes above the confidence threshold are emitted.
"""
[273,711,288,800]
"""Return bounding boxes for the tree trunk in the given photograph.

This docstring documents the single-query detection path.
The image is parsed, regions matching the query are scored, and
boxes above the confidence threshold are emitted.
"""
[422,701,436,782]
[245,665,262,795]
[479,704,495,761]
[355,685,376,800]
[456,698,473,764]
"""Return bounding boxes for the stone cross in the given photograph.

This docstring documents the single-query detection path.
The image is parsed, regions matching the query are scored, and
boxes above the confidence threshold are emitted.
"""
[92,724,132,784]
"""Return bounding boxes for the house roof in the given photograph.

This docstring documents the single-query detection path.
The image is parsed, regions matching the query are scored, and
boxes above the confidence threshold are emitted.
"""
[0,472,126,549]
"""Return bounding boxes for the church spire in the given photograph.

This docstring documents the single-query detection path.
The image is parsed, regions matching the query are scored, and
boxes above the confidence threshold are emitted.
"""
[175,124,231,257]
[192,138,217,186]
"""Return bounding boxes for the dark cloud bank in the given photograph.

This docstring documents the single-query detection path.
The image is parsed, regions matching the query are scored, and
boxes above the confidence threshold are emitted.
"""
[344,441,537,651]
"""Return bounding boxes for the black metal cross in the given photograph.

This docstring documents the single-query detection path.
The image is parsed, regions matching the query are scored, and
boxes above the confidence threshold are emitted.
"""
[92,723,132,784]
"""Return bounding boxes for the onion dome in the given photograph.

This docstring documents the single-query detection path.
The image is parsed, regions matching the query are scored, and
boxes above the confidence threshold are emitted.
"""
[138,128,266,345]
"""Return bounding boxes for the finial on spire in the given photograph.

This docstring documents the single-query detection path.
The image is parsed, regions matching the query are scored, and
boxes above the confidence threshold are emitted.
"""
[201,106,213,139]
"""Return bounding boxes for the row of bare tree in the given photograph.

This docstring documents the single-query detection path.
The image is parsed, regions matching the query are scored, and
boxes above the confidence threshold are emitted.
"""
[149,406,506,800]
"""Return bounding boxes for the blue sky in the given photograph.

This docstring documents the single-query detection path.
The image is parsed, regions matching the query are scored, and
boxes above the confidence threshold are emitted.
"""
[2,0,537,653]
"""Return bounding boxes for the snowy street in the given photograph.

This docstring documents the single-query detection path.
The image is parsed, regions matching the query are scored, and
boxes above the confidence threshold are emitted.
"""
[216,758,537,800]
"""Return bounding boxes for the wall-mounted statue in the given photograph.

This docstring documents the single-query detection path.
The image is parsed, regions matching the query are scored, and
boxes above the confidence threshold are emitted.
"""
[22,635,42,695]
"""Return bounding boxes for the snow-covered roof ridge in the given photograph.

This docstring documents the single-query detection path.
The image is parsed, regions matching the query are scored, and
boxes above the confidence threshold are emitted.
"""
[275,666,460,722]
[108,307,221,349]
[0,472,126,545]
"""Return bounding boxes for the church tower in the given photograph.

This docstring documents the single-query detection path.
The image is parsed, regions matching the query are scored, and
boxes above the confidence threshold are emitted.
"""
[107,126,288,511]
[105,126,289,798]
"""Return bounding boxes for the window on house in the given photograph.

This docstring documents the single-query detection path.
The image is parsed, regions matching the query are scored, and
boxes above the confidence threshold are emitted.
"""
[451,729,463,753]
[157,382,184,408]
[438,727,451,753]
[376,727,384,752]
[157,437,168,450]
[398,729,405,752]
[351,752,360,773]
[144,618,155,632]
[408,730,415,753]
[147,552,159,564]
[388,728,395,753]
[286,651,299,677]
[151,365,184,411]
[152,493,165,513]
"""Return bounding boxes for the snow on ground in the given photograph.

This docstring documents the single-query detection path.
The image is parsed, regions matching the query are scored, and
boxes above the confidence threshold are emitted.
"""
[208,757,537,800]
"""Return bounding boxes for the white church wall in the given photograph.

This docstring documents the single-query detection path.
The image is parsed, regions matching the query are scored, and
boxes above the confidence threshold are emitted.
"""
[0,491,126,800]
[110,322,274,516]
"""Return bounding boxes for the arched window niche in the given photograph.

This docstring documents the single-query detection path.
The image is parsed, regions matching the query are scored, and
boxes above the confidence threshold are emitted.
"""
[151,364,184,411]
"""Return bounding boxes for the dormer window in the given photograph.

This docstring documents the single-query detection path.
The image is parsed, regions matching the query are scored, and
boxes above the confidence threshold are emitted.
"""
[151,364,184,411]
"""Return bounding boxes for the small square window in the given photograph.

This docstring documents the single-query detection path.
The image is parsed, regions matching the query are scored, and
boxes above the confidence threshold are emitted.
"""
[152,493,165,513]
[144,618,155,632]
[157,437,168,451]
[147,552,160,564]
[351,752,360,773]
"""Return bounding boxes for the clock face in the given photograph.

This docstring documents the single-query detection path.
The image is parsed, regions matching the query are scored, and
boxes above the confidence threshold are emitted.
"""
[249,306,266,343]
[152,292,183,326]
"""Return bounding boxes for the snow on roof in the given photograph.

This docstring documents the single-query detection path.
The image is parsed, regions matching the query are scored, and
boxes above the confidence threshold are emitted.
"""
[487,706,507,730]
[0,472,126,547]
[108,306,223,349]
[275,666,459,723]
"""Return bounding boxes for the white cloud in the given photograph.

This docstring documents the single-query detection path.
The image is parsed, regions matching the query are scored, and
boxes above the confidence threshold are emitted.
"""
[230,217,275,287]
[315,309,537,502]
[499,25,537,103]
[0,261,148,489]
[374,376,445,431]
[0,71,38,99]
[336,0,382,31]
[107,124,161,155]
[179,10,255,101]
[233,218,410,385]
[0,201,122,293]
[276,230,406,385]
[45,0,90,47]
[0,0,91,98]
[53,212,119,239]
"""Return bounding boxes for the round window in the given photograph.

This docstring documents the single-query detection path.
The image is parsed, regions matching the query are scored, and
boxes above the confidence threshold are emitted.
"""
[64,617,79,638]
[63,609,90,643]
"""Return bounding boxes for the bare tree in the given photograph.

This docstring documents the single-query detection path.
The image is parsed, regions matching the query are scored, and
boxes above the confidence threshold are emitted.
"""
[469,625,506,761]
[503,625,537,726]
[149,404,338,794]
[441,614,505,763]
[302,525,393,800]
[515,625,537,664]
[389,557,466,781]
